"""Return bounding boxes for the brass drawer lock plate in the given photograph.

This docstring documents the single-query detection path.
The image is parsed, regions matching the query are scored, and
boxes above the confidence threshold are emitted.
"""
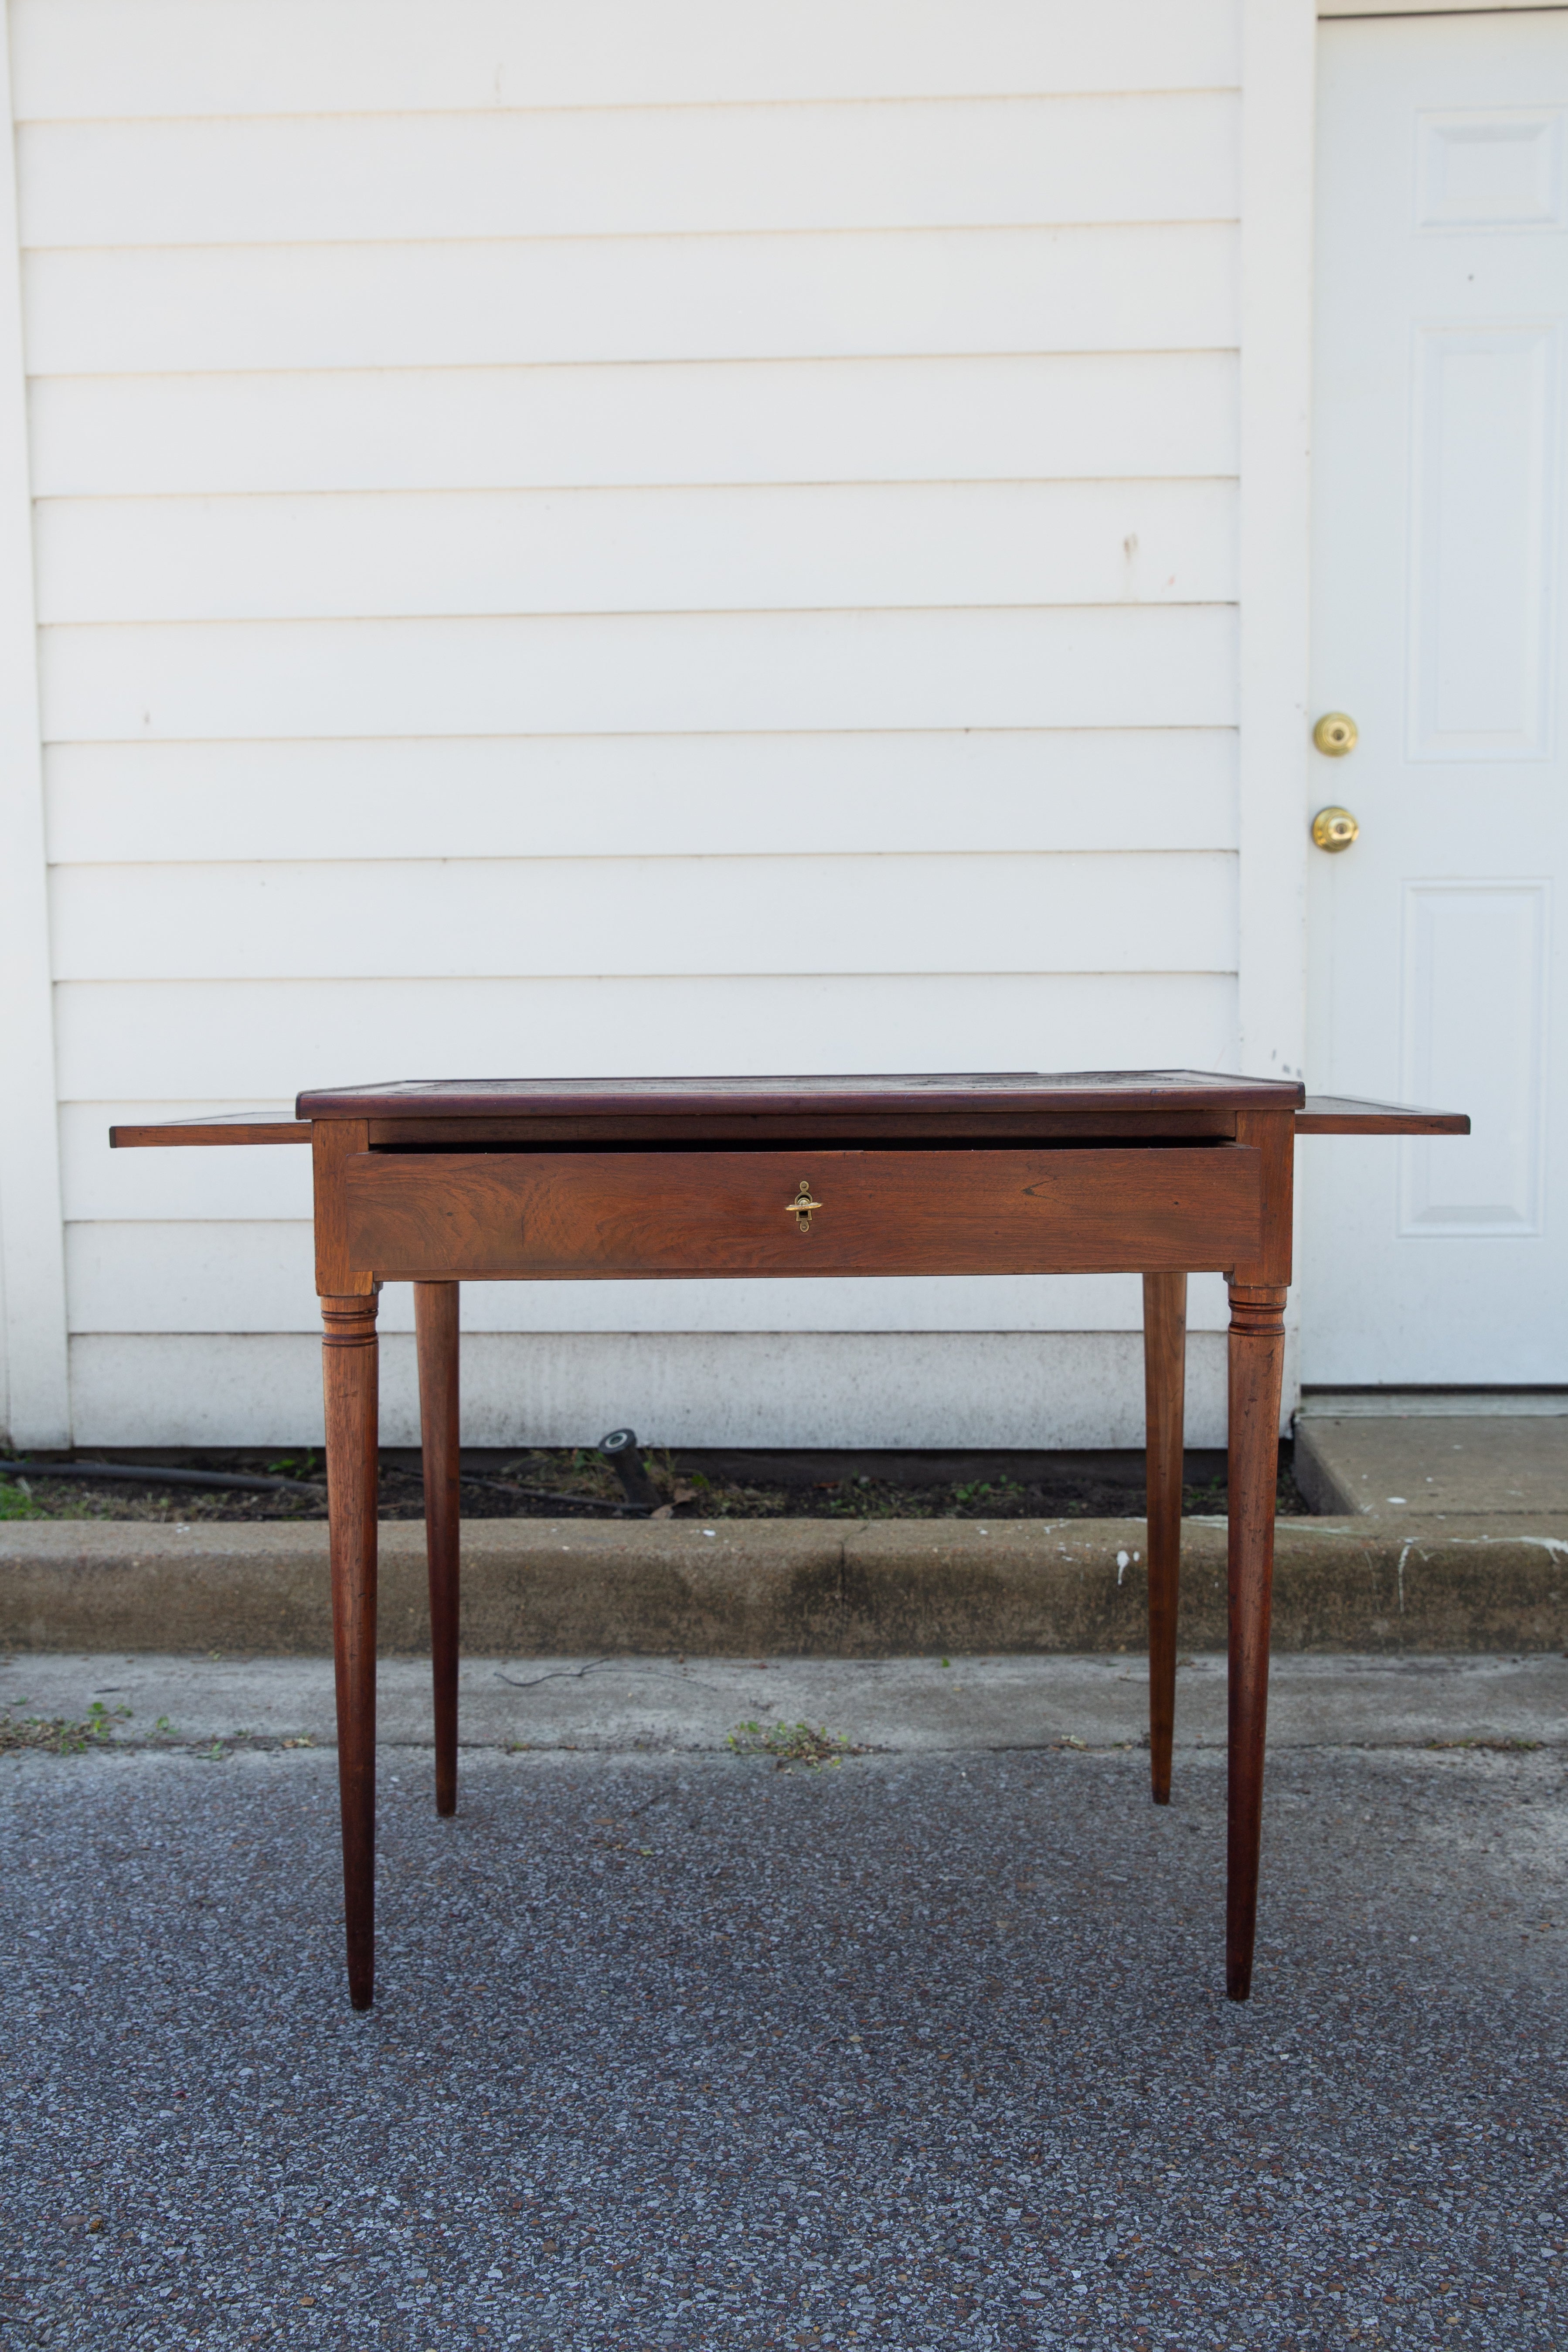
[787,1180,823,1233]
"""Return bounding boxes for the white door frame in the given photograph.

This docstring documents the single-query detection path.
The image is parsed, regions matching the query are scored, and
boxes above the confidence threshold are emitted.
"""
[1240,0,1317,1102]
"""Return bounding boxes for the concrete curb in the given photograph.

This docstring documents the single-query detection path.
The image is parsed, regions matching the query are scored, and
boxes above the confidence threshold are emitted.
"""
[2,1514,1565,1654]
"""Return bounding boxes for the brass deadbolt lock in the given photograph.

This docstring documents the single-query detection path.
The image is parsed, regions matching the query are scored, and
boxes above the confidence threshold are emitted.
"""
[1311,806,1360,854]
[1313,711,1358,757]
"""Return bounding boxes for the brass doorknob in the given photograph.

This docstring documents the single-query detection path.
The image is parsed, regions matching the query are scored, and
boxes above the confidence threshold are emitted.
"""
[1311,806,1360,853]
[1313,711,1358,756]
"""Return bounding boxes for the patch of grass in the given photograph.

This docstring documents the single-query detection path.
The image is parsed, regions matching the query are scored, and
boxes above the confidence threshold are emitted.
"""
[0,1474,47,1520]
[265,1450,321,1479]
[0,1473,95,1521]
[0,1473,175,1523]
[0,1699,131,1754]
[952,1476,1024,1505]
[727,1719,865,1770]
[1426,1736,1542,1753]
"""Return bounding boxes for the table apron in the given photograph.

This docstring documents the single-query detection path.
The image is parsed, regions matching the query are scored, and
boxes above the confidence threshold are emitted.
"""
[339,1146,1264,1282]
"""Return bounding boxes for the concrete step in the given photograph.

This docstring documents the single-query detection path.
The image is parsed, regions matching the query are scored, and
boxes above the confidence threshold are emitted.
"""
[1295,1399,1568,1517]
[3,1512,1564,1655]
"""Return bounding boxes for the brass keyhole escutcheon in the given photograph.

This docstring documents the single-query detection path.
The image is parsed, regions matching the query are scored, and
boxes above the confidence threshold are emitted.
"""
[1311,805,1360,854]
[786,1179,823,1233]
[1313,711,1358,757]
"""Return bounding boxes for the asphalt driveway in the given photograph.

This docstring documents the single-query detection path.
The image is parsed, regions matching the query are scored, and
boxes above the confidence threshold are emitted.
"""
[3,1715,1565,2348]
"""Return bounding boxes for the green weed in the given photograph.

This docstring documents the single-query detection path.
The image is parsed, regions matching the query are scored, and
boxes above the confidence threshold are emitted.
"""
[265,1451,320,1479]
[0,1475,46,1520]
[0,1700,130,1754]
[1426,1736,1542,1753]
[727,1719,864,1770]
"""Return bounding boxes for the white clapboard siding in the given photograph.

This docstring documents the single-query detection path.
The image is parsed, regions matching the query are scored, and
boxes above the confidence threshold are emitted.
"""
[28,355,1241,500]
[41,607,1236,743]
[66,1222,1221,1337]
[50,852,1235,983]
[65,1331,1231,1452]
[11,0,1239,119]
[53,973,1241,1105]
[64,1106,311,1221]
[44,732,1240,867]
[23,226,1237,377]
[19,95,1238,250]
[68,1222,315,1333]
[16,0,1253,1449]
[37,483,1237,628]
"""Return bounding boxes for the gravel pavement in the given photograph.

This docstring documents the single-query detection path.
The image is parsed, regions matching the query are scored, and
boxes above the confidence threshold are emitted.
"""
[3,1694,1566,2349]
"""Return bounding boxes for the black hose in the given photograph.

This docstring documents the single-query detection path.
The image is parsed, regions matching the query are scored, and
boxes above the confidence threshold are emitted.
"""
[0,1459,647,1514]
[0,1458,323,1495]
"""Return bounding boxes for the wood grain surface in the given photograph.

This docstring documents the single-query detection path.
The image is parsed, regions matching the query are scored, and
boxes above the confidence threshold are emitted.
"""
[361,1108,1246,1147]
[415,1281,460,1820]
[1295,1094,1470,1136]
[1224,1281,1288,2004]
[321,1290,379,2012]
[1231,1108,1293,1291]
[313,1119,374,1296]
[301,1069,1304,1121]
[1142,1270,1186,1808]
[109,1114,310,1147]
[104,1087,1468,1149]
[341,1144,1263,1282]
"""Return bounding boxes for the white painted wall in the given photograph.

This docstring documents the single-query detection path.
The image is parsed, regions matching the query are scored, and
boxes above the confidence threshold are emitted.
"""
[0,0,1315,1450]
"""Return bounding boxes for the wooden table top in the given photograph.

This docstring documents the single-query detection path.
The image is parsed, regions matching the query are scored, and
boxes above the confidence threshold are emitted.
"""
[293,1069,1306,1120]
[108,1071,1470,1150]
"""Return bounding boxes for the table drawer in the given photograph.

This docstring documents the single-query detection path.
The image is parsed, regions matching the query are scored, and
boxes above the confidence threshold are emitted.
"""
[343,1146,1262,1280]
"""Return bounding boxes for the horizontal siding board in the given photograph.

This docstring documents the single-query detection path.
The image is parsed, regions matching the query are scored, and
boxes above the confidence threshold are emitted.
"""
[52,973,1240,1103]
[48,851,1237,982]
[66,1221,1228,1336]
[44,732,1240,865]
[19,95,1239,249]
[65,1329,1231,1451]
[23,225,1238,376]
[12,0,1240,119]
[20,1,1252,1436]
[68,1220,315,1333]
[65,1103,310,1220]
[40,606,1238,741]
[28,354,1241,499]
[36,482,1237,626]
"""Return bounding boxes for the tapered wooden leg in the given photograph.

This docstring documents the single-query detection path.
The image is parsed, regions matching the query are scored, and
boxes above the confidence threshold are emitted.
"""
[415,1280,460,1818]
[1142,1272,1187,1805]
[1225,1281,1287,2003]
[322,1290,379,2011]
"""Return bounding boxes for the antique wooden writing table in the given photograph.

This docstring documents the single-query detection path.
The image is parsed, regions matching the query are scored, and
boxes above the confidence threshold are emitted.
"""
[114,1070,1467,2010]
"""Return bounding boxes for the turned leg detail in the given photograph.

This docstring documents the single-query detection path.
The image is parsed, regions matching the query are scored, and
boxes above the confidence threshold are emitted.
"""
[322,1289,379,2011]
[415,1281,461,1818]
[1142,1272,1187,1806]
[1225,1280,1287,2003]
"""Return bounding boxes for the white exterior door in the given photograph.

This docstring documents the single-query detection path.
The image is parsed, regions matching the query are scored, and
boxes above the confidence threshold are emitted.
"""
[1303,8,1568,1385]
